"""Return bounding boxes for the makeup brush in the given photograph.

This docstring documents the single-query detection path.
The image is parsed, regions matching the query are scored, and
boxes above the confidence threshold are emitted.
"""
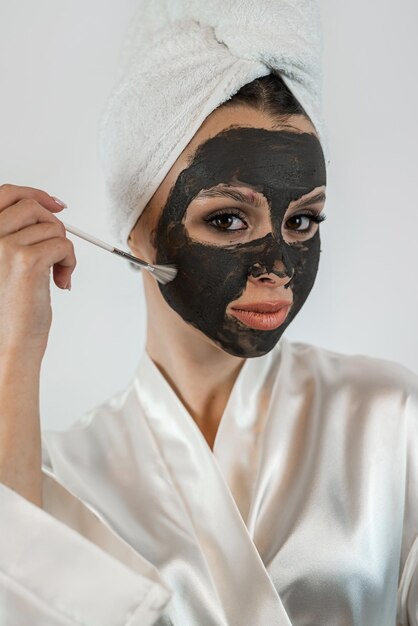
[61,221,177,285]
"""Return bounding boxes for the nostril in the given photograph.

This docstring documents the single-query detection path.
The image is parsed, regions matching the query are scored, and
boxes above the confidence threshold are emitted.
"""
[248,262,266,278]
[247,255,295,282]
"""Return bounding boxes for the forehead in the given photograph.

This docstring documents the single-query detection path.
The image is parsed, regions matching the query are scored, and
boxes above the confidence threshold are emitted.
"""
[142,112,326,229]
[180,127,326,198]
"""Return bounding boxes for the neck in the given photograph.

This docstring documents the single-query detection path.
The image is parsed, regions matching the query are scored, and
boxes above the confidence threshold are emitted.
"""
[143,276,245,449]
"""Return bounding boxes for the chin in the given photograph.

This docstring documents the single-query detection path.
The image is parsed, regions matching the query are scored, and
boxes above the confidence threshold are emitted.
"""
[212,332,284,359]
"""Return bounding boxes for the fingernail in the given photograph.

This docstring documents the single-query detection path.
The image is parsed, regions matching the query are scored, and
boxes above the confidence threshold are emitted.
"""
[66,278,72,291]
[52,195,68,208]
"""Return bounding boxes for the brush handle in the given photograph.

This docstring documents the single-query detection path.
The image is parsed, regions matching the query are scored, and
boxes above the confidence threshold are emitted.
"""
[62,222,114,251]
[62,221,150,270]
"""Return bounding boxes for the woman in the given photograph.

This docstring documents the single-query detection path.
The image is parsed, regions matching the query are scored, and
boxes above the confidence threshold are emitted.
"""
[1,3,417,626]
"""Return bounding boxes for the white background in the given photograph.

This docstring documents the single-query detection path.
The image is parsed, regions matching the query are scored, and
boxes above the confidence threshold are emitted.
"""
[0,0,417,431]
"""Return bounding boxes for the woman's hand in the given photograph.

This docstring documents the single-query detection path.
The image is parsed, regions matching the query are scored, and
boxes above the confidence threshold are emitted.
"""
[0,183,76,360]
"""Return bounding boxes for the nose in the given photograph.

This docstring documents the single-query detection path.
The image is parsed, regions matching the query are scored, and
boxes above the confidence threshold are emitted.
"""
[247,260,294,286]
[246,232,295,286]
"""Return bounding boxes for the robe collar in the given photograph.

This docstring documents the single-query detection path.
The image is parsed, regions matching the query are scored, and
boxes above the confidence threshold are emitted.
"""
[133,336,293,625]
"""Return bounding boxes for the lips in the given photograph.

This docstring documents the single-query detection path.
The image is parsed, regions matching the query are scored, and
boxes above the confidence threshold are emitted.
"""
[229,300,292,331]
[231,301,291,313]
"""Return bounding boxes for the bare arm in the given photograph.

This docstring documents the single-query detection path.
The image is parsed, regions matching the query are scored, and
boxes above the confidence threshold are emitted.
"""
[0,349,43,507]
[0,183,76,509]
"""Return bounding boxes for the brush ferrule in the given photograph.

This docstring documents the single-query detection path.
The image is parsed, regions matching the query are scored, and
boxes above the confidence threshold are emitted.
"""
[113,248,148,268]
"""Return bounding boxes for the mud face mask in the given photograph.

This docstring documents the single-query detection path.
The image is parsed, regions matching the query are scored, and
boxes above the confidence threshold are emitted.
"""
[154,127,326,358]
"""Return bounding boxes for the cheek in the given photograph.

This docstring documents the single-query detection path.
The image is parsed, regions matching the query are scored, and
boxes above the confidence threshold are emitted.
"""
[131,213,159,264]
[177,243,249,297]
[158,239,251,320]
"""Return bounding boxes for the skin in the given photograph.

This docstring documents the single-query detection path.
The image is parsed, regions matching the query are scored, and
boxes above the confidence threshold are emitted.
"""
[128,105,327,450]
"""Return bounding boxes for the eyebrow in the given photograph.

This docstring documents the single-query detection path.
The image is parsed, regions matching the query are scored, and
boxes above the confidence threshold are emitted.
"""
[195,187,326,209]
[195,187,265,208]
[292,191,326,209]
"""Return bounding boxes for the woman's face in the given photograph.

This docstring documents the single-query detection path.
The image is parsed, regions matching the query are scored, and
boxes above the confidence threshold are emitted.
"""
[129,106,327,358]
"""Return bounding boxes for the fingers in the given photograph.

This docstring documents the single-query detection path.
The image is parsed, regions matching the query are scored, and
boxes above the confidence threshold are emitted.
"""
[0,183,75,290]
[0,183,66,214]
[0,200,65,239]
[9,236,77,290]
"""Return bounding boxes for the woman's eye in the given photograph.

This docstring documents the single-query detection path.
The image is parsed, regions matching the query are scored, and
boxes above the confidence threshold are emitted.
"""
[284,212,326,234]
[203,209,326,235]
[205,211,248,232]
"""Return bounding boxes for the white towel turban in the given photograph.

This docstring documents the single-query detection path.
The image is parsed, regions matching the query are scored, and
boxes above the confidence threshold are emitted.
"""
[98,0,328,247]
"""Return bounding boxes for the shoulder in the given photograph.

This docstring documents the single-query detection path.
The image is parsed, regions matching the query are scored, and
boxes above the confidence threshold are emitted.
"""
[281,337,418,400]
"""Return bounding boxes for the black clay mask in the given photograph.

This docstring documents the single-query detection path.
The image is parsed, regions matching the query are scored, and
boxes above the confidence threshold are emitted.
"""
[155,128,326,358]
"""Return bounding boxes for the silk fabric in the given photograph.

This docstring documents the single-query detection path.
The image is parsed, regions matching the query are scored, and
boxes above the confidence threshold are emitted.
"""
[2,337,418,625]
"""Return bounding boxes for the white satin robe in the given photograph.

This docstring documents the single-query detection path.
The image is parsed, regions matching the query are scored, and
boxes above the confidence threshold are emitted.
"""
[1,336,418,626]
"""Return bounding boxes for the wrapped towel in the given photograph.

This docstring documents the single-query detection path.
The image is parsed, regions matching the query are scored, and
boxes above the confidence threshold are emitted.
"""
[98,0,328,247]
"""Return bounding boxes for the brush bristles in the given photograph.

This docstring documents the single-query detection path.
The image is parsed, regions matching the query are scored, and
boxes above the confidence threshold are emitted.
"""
[146,263,178,285]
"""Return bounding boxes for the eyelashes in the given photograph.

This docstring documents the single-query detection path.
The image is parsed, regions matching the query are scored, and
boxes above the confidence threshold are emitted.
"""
[204,208,327,236]
[203,208,246,232]
[286,210,327,234]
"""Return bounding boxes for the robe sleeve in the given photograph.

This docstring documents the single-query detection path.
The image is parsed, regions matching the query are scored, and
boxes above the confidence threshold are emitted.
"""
[397,366,418,626]
[0,468,173,626]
